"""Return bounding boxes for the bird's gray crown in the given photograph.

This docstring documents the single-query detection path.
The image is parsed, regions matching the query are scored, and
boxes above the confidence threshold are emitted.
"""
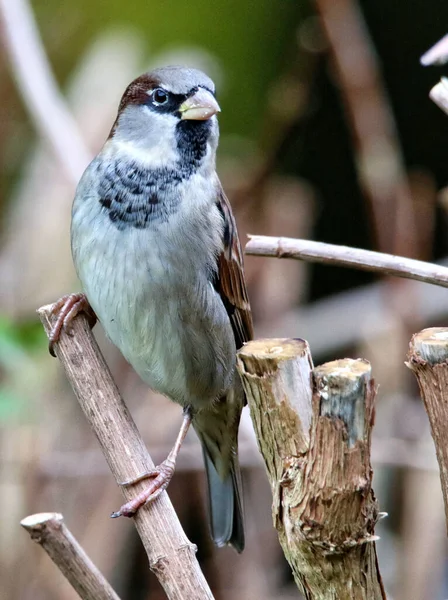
[117,66,216,114]
[148,66,215,94]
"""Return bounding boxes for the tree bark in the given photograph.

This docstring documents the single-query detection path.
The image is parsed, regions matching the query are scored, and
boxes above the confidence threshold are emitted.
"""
[407,327,448,533]
[237,338,385,599]
[38,304,214,600]
[21,513,121,600]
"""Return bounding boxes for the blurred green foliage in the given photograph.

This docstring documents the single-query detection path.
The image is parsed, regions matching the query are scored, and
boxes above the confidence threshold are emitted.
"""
[0,318,45,358]
[33,0,303,137]
[0,317,45,420]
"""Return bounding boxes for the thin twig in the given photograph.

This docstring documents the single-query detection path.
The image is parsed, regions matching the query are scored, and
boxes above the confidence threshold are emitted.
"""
[21,513,121,600]
[421,34,448,66]
[245,235,448,289]
[0,0,90,182]
[38,305,214,600]
[421,38,448,203]
[429,79,448,117]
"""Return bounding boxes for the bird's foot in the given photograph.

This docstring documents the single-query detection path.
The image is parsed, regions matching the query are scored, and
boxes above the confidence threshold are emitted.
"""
[111,458,176,518]
[111,408,193,518]
[48,293,96,356]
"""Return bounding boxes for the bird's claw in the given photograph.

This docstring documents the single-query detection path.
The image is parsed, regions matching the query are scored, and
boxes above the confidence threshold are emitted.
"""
[48,293,96,356]
[111,459,175,518]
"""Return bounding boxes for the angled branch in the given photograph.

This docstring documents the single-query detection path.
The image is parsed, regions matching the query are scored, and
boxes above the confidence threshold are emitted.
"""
[421,34,448,66]
[245,235,448,289]
[38,304,214,600]
[237,339,385,599]
[421,35,448,115]
[429,79,448,117]
[21,513,121,600]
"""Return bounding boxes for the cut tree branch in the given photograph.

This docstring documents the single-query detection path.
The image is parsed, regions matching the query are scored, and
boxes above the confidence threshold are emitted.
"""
[421,35,448,116]
[237,339,385,599]
[429,79,448,117]
[245,235,448,289]
[407,328,448,533]
[21,512,121,600]
[421,34,448,66]
[38,304,214,600]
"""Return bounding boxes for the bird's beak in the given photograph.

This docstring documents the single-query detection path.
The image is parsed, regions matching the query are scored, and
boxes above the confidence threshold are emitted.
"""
[179,88,221,121]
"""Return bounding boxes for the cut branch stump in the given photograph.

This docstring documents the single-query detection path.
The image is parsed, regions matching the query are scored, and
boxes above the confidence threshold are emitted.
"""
[407,327,448,533]
[21,512,121,600]
[237,338,385,599]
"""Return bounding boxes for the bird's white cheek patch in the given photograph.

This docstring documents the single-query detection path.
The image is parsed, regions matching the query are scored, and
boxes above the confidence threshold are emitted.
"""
[113,137,178,168]
[114,108,179,167]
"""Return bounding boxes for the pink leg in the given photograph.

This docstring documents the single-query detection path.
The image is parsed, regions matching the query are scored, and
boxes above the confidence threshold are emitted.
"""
[111,409,193,518]
[48,293,97,356]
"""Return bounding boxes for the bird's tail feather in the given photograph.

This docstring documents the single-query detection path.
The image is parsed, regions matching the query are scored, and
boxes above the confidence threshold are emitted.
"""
[202,447,245,553]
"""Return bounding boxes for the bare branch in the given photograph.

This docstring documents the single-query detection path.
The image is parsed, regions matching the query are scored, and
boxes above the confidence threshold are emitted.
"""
[407,328,448,533]
[245,235,448,289]
[21,513,121,600]
[38,305,214,600]
[421,35,448,116]
[0,0,90,182]
[237,339,385,598]
[421,34,448,66]
[429,79,448,117]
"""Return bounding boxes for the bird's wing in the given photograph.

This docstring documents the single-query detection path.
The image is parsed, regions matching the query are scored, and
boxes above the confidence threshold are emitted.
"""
[215,188,254,349]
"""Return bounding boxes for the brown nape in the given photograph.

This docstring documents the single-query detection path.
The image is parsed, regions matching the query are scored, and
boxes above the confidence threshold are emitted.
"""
[108,73,160,139]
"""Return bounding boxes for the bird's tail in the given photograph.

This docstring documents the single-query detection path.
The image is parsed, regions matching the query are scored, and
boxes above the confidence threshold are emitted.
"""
[201,445,244,552]
[193,394,245,552]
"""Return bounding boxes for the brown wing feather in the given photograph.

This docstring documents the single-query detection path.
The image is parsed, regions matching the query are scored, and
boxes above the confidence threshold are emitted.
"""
[216,188,253,349]
[196,187,252,551]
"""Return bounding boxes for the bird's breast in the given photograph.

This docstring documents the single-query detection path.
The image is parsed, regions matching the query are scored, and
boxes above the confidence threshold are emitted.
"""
[71,162,235,407]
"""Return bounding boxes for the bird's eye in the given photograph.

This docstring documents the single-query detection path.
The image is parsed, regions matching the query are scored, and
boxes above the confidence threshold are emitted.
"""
[152,88,169,105]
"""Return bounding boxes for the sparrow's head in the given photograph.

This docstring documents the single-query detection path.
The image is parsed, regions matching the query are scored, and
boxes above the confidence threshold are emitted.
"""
[110,66,221,168]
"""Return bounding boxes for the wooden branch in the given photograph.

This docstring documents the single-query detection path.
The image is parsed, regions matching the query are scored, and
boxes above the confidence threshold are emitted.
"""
[429,79,448,117]
[0,0,89,183]
[21,513,121,600]
[245,235,448,289]
[237,339,385,599]
[38,305,214,600]
[421,35,448,116]
[421,34,448,66]
[406,328,448,532]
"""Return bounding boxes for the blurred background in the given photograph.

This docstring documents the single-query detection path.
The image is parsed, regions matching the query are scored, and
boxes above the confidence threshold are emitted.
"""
[1,0,448,598]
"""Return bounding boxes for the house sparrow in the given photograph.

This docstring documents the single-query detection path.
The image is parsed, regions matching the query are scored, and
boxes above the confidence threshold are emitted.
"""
[49,66,253,552]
